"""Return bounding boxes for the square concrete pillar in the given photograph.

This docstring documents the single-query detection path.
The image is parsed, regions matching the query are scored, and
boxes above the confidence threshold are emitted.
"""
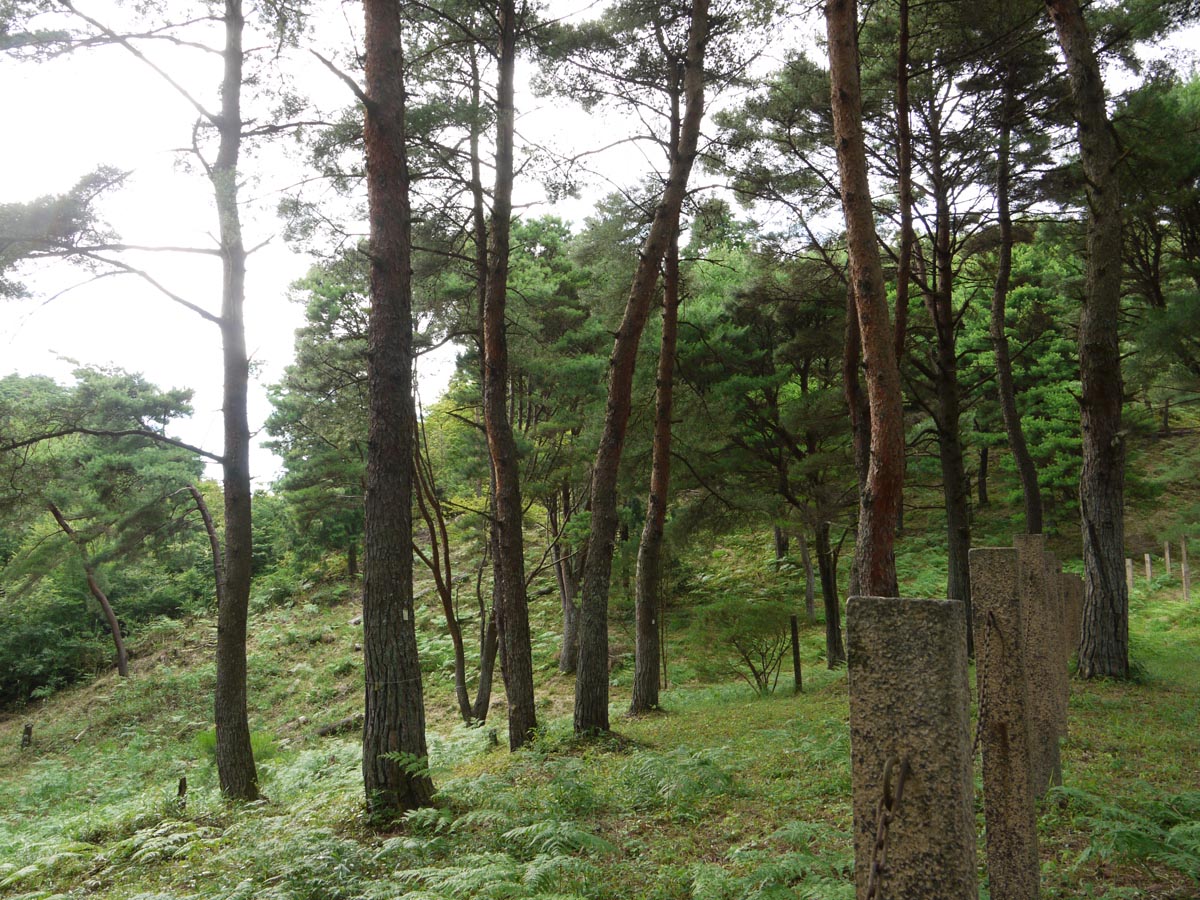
[970,549,1040,900]
[1014,535,1062,795]
[1165,542,1171,576]
[847,596,977,900]
[1145,554,1153,583]
[1125,558,1134,592]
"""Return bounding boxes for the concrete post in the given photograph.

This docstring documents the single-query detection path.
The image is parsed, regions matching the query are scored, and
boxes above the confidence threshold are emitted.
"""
[847,596,977,900]
[1062,573,1084,663]
[1145,554,1153,583]
[1014,535,1063,795]
[1165,542,1172,576]
[970,549,1040,900]
[1126,558,1134,593]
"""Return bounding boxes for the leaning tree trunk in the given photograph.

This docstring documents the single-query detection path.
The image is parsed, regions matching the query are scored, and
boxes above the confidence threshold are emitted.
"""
[472,600,499,722]
[574,0,711,736]
[414,438,472,724]
[1045,0,1127,678]
[361,0,433,813]
[631,228,682,715]
[211,0,258,802]
[47,502,128,678]
[481,0,537,751]
[991,75,1044,534]
[187,484,226,609]
[826,0,905,598]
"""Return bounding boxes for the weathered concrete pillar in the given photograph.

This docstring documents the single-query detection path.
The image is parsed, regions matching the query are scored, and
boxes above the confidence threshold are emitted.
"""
[1145,554,1153,583]
[1014,535,1062,795]
[1062,573,1084,663]
[847,596,977,900]
[1125,558,1134,593]
[1165,542,1172,576]
[970,549,1040,900]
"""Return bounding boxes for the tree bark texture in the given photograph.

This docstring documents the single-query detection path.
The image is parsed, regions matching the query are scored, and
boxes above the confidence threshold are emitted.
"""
[990,76,1044,534]
[1045,0,1128,678]
[47,502,128,678]
[826,0,905,599]
[211,0,258,802]
[482,0,537,751]
[631,231,682,715]
[574,0,711,736]
[361,0,433,813]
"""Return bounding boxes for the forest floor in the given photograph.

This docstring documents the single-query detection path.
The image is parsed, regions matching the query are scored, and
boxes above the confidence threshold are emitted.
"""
[1,534,1198,899]
[5,412,1200,900]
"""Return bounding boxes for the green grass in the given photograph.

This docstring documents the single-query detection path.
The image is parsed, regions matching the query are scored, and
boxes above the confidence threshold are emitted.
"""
[3,437,1200,898]
[2,574,1197,899]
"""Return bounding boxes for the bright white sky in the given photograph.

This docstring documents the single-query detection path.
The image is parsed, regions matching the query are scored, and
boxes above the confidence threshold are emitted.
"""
[0,3,624,485]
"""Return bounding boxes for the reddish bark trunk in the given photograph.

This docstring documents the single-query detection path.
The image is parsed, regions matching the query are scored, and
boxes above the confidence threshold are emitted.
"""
[826,0,905,598]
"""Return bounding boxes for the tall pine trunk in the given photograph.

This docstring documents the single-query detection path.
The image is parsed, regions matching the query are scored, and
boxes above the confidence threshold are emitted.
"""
[481,0,537,750]
[1044,0,1128,678]
[826,0,904,598]
[361,0,433,813]
[575,0,710,735]
[991,75,1044,534]
[211,0,258,802]
[893,0,913,361]
[923,116,973,653]
[631,231,682,715]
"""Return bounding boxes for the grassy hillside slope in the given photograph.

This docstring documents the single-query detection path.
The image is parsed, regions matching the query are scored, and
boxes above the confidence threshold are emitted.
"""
[2,432,1200,899]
